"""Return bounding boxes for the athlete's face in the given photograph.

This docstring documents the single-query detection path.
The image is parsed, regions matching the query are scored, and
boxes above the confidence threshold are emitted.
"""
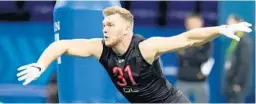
[102,14,129,47]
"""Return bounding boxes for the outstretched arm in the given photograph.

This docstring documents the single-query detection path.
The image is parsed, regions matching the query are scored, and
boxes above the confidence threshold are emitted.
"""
[17,38,103,85]
[37,38,103,68]
[139,22,252,64]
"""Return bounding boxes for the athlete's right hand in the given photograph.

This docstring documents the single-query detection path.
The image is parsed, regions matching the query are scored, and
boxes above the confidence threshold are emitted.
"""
[17,63,45,85]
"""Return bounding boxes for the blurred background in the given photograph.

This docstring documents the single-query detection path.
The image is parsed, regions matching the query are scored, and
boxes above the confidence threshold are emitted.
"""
[0,1,254,103]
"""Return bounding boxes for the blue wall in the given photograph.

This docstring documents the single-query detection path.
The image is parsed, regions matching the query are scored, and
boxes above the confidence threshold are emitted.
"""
[0,22,55,103]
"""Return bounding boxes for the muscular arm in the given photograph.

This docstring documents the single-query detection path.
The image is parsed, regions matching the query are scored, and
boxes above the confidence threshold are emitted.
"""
[37,38,103,69]
[139,26,220,64]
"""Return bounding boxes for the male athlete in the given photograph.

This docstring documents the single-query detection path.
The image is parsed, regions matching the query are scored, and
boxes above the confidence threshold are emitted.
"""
[17,6,252,103]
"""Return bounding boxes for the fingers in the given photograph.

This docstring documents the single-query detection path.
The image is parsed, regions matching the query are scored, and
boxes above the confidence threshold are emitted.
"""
[18,74,29,81]
[239,26,252,33]
[240,22,252,27]
[17,71,36,85]
[17,65,29,71]
[17,63,36,71]
[17,63,39,86]
[239,22,252,32]
[17,69,30,77]
[18,72,36,85]
[233,22,253,33]
[23,78,34,85]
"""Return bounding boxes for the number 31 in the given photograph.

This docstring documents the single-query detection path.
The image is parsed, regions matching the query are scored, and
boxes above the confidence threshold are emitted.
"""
[112,65,137,86]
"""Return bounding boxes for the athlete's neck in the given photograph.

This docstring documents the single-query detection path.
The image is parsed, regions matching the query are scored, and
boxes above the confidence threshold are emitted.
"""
[112,33,133,56]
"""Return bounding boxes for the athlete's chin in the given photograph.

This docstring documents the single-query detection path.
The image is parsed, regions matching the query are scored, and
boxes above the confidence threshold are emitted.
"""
[105,42,115,47]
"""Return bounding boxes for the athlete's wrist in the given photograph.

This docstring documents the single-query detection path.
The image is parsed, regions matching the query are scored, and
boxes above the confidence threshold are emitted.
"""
[34,62,46,72]
[218,25,228,35]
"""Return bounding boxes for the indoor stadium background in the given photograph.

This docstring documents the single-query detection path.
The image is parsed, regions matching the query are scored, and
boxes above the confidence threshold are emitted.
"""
[0,1,254,103]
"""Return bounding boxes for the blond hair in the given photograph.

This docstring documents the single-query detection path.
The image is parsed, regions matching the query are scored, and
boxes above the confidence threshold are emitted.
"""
[103,6,134,27]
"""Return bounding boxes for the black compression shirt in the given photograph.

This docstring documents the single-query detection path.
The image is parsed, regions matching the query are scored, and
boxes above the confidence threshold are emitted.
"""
[99,35,179,103]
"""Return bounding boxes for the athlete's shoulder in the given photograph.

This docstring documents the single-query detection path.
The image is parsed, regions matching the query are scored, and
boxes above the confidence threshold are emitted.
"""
[97,38,111,61]
[85,38,104,59]
[134,34,145,42]
[137,36,158,65]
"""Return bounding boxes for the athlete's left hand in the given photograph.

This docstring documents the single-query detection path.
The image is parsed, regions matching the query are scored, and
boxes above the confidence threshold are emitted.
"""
[219,22,252,41]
